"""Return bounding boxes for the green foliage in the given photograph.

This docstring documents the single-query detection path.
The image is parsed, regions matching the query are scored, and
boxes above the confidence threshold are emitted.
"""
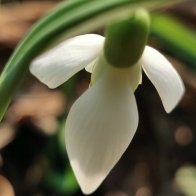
[151,13,196,70]
[42,118,78,194]
[44,168,78,195]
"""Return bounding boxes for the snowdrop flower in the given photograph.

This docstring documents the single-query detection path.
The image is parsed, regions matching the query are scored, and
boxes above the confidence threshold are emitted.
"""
[30,10,184,195]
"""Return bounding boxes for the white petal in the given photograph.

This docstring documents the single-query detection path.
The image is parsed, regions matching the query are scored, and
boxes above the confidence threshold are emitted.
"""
[65,69,138,194]
[128,62,142,91]
[142,46,185,113]
[30,34,104,88]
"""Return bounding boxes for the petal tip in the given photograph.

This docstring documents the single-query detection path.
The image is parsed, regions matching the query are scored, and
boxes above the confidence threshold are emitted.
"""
[70,160,104,195]
[29,63,58,89]
[164,82,185,113]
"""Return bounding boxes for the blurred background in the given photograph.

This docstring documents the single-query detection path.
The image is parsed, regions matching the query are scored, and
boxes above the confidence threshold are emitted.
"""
[0,0,196,195]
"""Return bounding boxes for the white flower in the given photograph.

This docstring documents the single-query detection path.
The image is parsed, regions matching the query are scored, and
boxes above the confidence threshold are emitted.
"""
[30,34,184,194]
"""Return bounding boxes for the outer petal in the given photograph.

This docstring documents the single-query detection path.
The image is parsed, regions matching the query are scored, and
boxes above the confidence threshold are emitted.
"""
[30,34,104,88]
[65,69,138,194]
[142,46,185,113]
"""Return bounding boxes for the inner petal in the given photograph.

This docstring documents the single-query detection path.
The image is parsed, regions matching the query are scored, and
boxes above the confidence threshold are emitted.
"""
[90,53,142,91]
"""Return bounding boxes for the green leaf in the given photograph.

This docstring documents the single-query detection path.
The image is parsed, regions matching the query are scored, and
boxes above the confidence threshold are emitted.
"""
[44,168,78,194]
[150,13,196,70]
[0,0,182,121]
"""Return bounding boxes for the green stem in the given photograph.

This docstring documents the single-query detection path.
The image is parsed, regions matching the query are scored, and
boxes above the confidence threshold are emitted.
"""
[151,13,196,70]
